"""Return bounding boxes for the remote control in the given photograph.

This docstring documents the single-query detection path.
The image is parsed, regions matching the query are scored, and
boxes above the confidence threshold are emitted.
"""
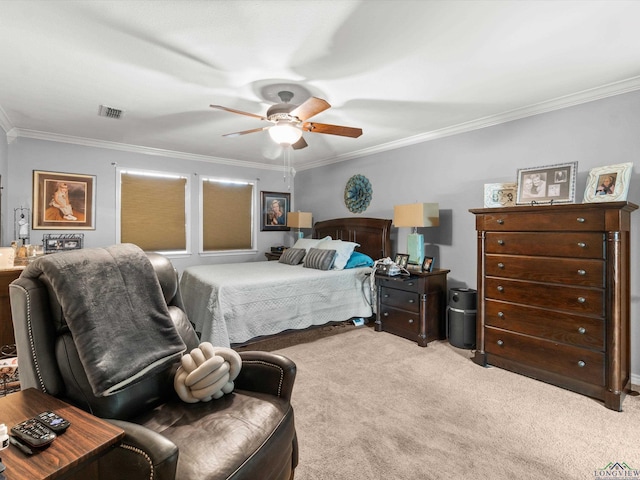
[10,418,56,448]
[35,411,70,433]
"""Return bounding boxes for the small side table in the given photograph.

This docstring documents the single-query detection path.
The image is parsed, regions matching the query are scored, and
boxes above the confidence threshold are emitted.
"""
[265,251,283,261]
[0,388,124,480]
[375,268,449,346]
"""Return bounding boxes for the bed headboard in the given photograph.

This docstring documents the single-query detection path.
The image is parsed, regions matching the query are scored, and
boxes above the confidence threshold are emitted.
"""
[312,217,392,260]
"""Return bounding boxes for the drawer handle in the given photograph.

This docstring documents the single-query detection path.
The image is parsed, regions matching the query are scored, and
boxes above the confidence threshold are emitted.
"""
[497,286,504,292]
[497,239,505,246]
[577,269,586,276]
[577,360,586,368]
[497,311,505,318]
[497,262,505,269]
[577,242,586,248]
[578,327,586,334]
[408,299,415,304]
[577,217,585,223]
[383,312,389,317]
[384,294,390,298]
[577,297,586,304]
[408,318,414,324]
[497,340,504,346]
[407,282,414,286]
[497,219,504,225]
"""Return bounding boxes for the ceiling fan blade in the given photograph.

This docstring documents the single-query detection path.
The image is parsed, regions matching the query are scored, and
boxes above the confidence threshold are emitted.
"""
[291,137,308,150]
[289,97,330,121]
[301,122,363,138]
[222,126,269,138]
[210,104,267,121]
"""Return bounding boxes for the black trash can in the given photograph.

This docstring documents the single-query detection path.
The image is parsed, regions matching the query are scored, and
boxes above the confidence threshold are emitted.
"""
[447,288,477,349]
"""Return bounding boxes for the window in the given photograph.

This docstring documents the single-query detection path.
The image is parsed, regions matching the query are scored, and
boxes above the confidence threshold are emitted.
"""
[118,169,189,253]
[201,177,255,252]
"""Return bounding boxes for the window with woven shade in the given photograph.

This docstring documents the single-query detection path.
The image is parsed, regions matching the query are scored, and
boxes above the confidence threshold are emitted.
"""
[201,177,255,252]
[119,170,189,252]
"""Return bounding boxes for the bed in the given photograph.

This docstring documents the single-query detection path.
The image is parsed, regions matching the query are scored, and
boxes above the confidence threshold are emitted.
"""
[179,217,392,347]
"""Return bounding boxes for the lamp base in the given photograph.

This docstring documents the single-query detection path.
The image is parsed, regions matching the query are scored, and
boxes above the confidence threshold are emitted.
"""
[296,230,304,240]
[407,233,424,265]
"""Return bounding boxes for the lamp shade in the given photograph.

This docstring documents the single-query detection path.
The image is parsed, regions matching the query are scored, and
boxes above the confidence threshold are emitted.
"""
[269,121,303,145]
[286,212,313,229]
[393,203,440,228]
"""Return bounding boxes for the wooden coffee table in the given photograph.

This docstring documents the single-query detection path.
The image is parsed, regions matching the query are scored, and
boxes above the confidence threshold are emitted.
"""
[0,388,124,480]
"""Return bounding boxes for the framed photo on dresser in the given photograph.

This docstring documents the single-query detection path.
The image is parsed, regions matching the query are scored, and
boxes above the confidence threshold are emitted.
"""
[583,162,633,203]
[516,162,577,205]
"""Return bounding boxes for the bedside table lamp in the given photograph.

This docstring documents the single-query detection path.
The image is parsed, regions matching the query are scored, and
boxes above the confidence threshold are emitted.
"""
[393,203,439,265]
[287,212,313,240]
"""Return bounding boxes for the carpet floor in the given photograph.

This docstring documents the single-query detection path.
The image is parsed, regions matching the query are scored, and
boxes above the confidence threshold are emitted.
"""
[273,326,640,480]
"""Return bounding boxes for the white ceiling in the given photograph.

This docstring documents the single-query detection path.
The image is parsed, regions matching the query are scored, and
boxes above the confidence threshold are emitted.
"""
[1,0,640,171]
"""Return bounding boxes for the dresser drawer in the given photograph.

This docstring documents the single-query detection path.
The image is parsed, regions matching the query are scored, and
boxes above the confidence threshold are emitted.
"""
[379,287,420,313]
[479,210,605,232]
[485,327,605,386]
[379,305,420,337]
[377,276,421,293]
[484,277,604,316]
[485,254,604,287]
[485,232,604,259]
[485,300,604,350]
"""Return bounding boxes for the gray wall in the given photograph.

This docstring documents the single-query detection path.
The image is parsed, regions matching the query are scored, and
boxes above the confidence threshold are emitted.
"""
[296,90,640,381]
[3,138,298,272]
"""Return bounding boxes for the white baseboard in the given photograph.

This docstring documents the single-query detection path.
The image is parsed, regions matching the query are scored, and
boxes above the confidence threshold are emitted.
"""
[631,373,640,387]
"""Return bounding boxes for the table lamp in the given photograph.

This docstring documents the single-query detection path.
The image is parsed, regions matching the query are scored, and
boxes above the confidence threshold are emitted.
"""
[393,203,439,265]
[287,212,313,240]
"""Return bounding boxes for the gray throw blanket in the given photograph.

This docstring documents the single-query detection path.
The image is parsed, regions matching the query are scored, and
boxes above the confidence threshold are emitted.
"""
[22,243,186,396]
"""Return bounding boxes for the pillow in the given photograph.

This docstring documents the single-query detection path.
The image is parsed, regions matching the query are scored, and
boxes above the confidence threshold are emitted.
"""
[292,236,331,253]
[345,251,374,269]
[316,240,359,270]
[303,248,336,270]
[278,248,306,265]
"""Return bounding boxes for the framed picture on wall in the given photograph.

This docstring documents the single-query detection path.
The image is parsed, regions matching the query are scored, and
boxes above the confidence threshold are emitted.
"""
[32,170,96,229]
[583,162,633,203]
[516,162,577,205]
[260,191,291,231]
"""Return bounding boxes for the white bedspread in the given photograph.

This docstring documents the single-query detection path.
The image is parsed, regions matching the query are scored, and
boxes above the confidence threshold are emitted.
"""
[179,261,373,347]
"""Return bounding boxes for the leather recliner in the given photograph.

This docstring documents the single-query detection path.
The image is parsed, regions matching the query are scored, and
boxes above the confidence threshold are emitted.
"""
[9,252,298,480]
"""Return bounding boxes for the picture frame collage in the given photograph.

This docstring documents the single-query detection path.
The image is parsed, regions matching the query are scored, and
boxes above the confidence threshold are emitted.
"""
[484,162,633,208]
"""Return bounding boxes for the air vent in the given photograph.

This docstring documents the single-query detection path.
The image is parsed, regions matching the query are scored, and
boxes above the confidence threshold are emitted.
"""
[98,105,124,119]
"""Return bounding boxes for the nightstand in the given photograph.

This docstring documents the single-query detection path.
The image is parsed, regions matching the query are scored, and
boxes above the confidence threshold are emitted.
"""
[375,268,449,346]
[265,251,283,261]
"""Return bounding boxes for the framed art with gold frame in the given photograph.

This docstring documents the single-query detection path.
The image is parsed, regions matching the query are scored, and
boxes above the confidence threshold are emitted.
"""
[33,170,96,229]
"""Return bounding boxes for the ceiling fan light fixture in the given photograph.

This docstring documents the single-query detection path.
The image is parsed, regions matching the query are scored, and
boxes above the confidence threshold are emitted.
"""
[269,121,303,145]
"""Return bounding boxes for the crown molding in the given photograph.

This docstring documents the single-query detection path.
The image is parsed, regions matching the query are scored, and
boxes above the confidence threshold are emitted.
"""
[12,128,285,171]
[7,75,640,172]
[297,75,640,171]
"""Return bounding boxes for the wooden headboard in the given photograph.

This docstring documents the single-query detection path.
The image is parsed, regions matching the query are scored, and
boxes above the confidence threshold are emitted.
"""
[312,217,392,260]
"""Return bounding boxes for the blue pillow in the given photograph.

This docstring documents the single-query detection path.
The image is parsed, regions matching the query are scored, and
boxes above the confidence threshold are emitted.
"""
[344,251,374,269]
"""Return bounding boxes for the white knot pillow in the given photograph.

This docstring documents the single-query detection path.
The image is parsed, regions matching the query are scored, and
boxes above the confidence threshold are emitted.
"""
[174,342,242,403]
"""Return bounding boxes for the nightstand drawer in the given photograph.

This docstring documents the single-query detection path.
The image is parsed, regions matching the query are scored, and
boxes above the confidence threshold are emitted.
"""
[485,232,604,259]
[379,305,420,337]
[485,327,605,386]
[484,277,604,316]
[379,287,420,313]
[479,210,605,232]
[376,276,420,293]
[485,254,604,287]
[485,300,604,350]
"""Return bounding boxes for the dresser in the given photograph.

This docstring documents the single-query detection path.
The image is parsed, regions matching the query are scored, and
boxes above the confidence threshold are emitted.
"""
[469,202,637,411]
[1,268,23,350]
[375,269,449,346]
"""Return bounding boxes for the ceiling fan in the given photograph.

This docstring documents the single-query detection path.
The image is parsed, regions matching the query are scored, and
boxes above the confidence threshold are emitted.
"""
[210,91,363,149]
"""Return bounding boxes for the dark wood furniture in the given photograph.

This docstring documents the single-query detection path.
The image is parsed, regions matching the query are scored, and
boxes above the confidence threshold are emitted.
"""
[375,269,449,346]
[313,217,392,260]
[470,202,637,411]
[1,268,22,350]
[0,388,124,480]
[265,251,283,261]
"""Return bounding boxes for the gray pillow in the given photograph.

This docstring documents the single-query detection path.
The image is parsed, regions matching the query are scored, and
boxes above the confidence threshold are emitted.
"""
[278,248,306,265]
[303,248,336,270]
